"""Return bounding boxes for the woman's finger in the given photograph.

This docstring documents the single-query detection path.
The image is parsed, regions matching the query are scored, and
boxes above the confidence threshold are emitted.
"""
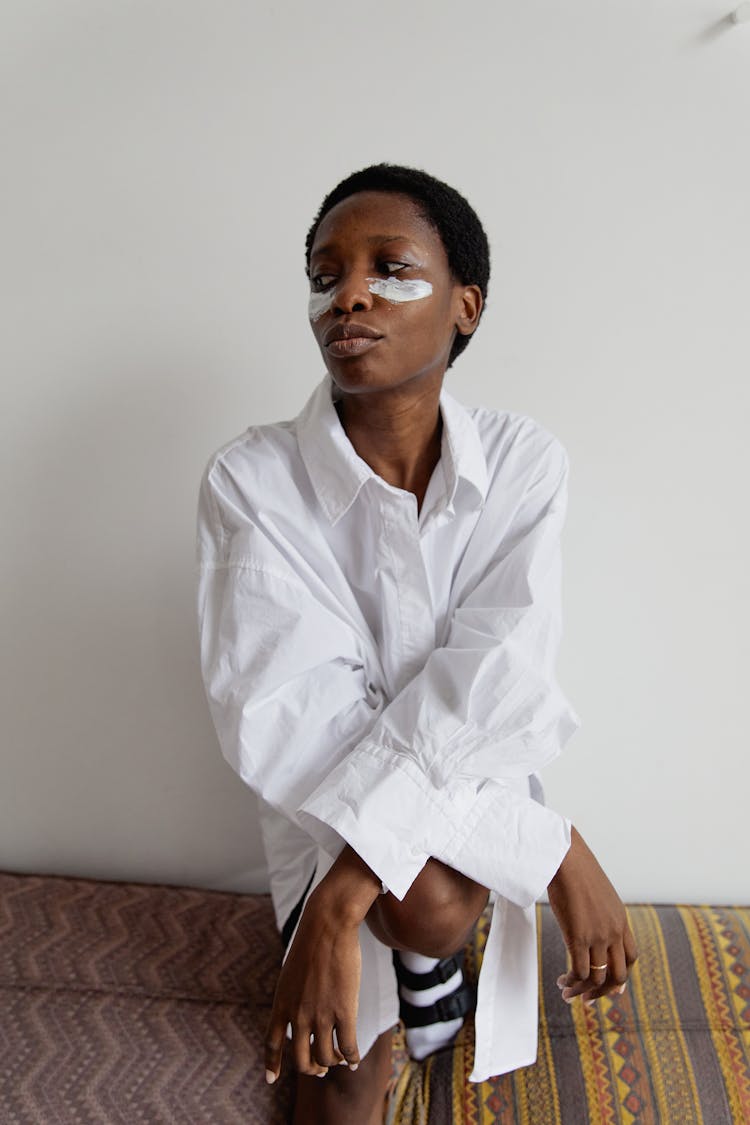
[264,1013,287,1085]
[561,942,594,1000]
[334,1013,361,1072]
[312,1022,344,1069]
[570,941,591,985]
[586,947,609,989]
[624,923,639,968]
[579,944,629,1005]
[607,942,629,990]
[293,1022,327,1078]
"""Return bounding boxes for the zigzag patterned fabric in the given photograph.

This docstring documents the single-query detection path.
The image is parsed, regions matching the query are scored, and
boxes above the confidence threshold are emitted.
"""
[0,872,293,1124]
[0,872,748,1123]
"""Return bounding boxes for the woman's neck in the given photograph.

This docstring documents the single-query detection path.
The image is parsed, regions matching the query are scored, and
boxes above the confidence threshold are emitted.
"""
[335,377,443,511]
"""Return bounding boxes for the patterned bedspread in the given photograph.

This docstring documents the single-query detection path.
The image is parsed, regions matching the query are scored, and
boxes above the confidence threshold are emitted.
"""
[0,872,747,1123]
[389,903,750,1124]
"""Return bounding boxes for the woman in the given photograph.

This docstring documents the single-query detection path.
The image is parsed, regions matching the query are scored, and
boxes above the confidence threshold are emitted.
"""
[196,163,637,1124]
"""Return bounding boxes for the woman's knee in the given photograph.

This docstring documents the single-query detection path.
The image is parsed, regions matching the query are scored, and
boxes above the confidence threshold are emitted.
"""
[371,859,489,958]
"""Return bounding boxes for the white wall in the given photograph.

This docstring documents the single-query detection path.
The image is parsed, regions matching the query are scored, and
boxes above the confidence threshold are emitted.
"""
[2,0,748,903]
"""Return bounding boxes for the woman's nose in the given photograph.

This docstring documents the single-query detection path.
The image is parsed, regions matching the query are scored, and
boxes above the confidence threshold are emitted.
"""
[332,272,375,315]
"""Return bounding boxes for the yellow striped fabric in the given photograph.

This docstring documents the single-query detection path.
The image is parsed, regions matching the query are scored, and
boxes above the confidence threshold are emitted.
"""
[388,904,750,1125]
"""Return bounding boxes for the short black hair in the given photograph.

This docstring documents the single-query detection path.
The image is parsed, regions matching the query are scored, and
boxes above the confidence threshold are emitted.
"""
[305,163,490,368]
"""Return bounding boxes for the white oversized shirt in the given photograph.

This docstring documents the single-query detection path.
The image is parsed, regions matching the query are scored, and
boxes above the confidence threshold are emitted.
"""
[196,372,580,1081]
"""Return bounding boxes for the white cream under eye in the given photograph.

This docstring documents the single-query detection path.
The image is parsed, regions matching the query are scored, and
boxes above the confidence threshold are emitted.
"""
[307,274,433,320]
[308,289,335,321]
[365,277,433,302]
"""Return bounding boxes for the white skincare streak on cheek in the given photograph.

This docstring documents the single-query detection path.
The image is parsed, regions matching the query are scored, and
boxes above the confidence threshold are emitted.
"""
[308,290,335,321]
[366,277,433,303]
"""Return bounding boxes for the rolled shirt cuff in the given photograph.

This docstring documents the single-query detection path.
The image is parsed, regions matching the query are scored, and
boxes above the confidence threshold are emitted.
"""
[297,742,571,906]
[434,777,572,908]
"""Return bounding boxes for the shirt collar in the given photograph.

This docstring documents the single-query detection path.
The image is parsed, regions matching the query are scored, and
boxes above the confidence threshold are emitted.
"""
[438,382,489,514]
[296,373,488,526]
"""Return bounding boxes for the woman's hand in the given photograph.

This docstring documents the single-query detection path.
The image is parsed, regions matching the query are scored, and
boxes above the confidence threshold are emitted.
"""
[547,826,638,1006]
[264,846,383,1083]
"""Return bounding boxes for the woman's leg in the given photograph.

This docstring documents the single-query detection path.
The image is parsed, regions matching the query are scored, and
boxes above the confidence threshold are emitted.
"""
[364,858,489,1064]
[288,858,488,1124]
[291,1026,394,1125]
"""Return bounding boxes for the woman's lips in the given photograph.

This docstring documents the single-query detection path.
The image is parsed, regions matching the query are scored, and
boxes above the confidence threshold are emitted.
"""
[326,337,381,357]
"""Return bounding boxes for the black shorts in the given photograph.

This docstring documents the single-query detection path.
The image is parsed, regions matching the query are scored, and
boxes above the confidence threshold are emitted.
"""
[280,866,317,951]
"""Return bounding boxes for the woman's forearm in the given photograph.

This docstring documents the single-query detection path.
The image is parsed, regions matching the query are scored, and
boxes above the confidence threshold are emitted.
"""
[309,844,384,925]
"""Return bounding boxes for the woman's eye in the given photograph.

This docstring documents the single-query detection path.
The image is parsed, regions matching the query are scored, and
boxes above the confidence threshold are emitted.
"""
[382,261,407,274]
[311,274,336,290]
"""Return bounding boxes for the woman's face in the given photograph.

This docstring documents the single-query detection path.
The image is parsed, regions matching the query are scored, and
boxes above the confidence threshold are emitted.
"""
[307,190,481,397]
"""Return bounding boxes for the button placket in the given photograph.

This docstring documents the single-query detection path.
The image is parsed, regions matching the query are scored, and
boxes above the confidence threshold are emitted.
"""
[380,493,436,691]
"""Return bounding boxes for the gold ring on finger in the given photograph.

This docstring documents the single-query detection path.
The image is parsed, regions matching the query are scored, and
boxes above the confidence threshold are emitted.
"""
[590,963,608,972]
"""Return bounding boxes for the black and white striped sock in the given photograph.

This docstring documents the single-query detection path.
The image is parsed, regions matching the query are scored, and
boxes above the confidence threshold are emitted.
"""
[393,949,473,1060]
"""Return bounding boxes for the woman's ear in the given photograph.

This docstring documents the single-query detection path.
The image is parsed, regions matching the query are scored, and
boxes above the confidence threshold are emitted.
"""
[455,284,483,337]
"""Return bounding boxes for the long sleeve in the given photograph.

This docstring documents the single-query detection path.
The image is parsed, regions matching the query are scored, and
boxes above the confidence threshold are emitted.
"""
[298,439,579,905]
[196,463,383,853]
